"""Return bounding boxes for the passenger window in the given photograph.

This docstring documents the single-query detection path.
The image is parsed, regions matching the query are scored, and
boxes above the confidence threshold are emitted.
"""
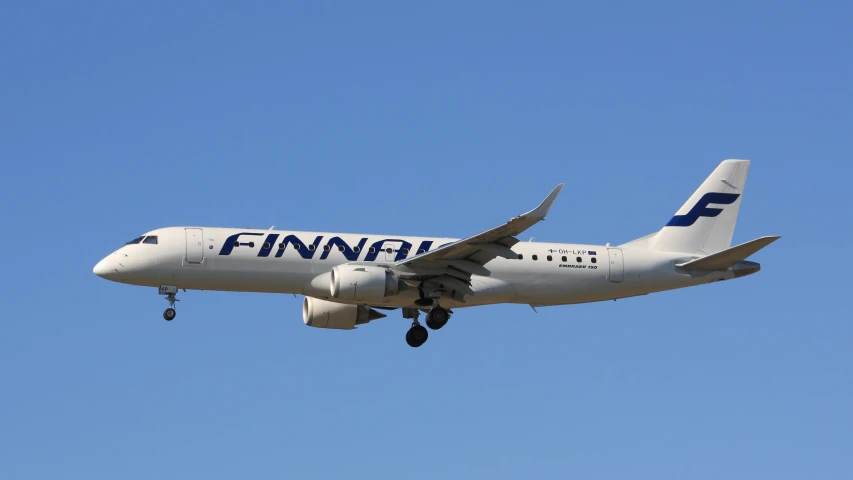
[262,242,271,249]
[279,243,285,249]
[323,245,331,251]
[591,257,597,264]
[562,256,567,262]
[547,255,552,261]
[385,247,393,254]
[417,249,425,254]
[369,247,376,254]
[338,246,345,252]
[308,244,316,251]
[517,254,523,260]
[532,255,538,261]
[576,256,582,263]
[402,248,409,254]
[143,236,158,245]
[353,246,361,253]
[294,244,301,250]
[125,236,144,245]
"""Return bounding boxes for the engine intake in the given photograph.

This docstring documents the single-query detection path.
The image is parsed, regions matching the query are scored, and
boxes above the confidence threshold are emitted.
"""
[330,265,399,302]
[303,297,387,330]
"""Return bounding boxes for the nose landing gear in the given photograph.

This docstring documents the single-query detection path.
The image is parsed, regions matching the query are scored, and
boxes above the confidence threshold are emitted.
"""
[159,285,180,321]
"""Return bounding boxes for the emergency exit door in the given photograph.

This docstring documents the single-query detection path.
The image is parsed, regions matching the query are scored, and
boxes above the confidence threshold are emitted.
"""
[607,248,624,283]
[384,241,403,261]
[185,228,204,264]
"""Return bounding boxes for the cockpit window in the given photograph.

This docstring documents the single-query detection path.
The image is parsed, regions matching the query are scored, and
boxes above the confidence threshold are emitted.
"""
[125,236,144,245]
[143,236,158,245]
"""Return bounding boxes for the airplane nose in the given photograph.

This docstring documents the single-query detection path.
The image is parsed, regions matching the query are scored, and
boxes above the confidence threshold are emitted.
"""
[93,256,119,279]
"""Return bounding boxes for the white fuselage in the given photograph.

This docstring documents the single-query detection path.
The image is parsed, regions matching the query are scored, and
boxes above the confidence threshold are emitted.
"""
[93,226,739,309]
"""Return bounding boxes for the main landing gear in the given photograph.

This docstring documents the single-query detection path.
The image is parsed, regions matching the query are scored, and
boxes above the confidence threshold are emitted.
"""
[159,285,179,321]
[402,306,452,348]
[425,306,450,330]
[406,323,428,348]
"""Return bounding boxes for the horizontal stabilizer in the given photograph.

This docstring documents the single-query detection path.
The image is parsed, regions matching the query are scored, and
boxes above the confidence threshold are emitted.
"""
[676,236,781,271]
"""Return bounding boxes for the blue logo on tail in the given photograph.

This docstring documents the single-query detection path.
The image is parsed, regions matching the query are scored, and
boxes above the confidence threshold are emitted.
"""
[665,192,740,227]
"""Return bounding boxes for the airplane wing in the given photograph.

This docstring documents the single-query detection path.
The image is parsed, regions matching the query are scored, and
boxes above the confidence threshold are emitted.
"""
[390,185,563,301]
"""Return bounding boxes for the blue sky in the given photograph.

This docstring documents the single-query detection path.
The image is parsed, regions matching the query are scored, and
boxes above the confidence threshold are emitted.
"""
[1,1,850,478]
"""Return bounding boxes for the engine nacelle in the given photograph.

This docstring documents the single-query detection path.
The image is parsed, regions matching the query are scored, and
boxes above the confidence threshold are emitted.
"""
[330,265,399,302]
[302,297,386,330]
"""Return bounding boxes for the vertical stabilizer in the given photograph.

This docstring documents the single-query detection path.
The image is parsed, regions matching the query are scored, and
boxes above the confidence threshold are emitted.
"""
[650,160,750,254]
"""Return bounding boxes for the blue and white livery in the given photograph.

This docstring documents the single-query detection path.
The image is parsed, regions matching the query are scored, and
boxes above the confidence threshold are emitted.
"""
[94,160,779,347]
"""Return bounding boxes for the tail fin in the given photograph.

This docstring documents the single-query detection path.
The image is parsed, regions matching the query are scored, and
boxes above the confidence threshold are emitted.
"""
[649,159,750,254]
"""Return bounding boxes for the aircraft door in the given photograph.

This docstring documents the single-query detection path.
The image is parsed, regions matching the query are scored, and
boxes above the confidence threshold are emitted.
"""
[384,241,403,261]
[185,228,204,264]
[607,248,624,283]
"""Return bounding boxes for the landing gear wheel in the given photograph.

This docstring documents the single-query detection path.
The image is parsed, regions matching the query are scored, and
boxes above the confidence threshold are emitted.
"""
[425,307,450,330]
[161,289,180,321]
[405,324,428,347]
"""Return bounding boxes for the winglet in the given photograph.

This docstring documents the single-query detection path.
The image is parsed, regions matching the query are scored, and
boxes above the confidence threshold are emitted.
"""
[524,184,564,220]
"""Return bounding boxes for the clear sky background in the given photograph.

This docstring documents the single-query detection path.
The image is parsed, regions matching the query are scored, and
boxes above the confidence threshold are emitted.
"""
[1,1,850,478]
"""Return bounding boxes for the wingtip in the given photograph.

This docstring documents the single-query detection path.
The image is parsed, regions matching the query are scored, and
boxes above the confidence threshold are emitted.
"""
[547,183,564,200]
[527,184,564,218]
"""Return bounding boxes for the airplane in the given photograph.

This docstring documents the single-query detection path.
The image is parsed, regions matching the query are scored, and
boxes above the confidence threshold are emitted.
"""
[93,159,779,348]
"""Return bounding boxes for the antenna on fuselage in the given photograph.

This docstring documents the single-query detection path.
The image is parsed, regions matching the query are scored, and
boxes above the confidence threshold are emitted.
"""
[269,226,275,230]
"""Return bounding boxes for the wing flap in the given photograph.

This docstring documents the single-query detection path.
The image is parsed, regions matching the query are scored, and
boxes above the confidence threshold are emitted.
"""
[470,243,520,259]
[437,275,475,296]
[442,260,492,277]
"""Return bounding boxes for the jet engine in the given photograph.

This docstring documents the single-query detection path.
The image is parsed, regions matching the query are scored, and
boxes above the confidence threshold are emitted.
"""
[302,297,387,330]
[330,265,399,302]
